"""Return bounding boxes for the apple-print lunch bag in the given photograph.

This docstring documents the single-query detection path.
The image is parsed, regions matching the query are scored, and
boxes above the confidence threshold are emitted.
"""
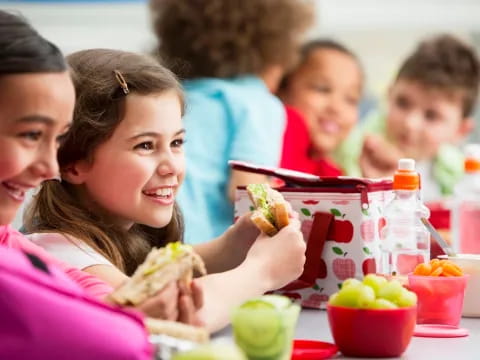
[231,161,393,309]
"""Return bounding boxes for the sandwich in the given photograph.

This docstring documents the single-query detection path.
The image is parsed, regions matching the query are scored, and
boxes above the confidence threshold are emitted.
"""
[246,184,290,236]
[145,318,209,343]
[110,242,206,306]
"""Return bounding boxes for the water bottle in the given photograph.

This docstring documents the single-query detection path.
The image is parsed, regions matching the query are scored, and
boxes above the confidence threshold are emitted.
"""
[451,144,480,254]
[380,159,430,276]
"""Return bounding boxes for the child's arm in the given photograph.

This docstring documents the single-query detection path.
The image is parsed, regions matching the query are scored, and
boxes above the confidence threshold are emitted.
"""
[227,170,267,203]
[196,218,306,333]
[193,213,259,273]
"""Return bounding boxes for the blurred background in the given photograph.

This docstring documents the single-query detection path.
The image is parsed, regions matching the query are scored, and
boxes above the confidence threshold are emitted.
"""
[1,0,479,128]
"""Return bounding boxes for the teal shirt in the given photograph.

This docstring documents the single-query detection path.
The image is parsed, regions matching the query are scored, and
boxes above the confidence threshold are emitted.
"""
[177,77,285,245]
[334,109,464,197]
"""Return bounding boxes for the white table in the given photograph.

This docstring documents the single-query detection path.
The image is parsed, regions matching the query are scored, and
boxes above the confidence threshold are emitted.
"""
[215,309,480,360]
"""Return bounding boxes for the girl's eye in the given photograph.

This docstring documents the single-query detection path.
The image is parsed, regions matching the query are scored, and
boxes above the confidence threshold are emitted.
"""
[19,131,42,141]
[171,138,185,148]
[312,84,330,93]
[134,141,154,151]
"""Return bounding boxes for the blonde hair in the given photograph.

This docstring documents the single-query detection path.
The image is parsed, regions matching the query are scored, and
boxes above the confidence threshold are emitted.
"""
[25,49,185,275]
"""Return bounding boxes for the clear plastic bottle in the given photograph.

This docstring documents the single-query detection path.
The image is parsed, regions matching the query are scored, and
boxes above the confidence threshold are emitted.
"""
[380,159,430,276]
[451,144,480,254]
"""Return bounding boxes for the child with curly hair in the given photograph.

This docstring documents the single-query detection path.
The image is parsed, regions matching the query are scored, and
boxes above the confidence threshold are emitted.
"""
[152,0,314,244]
[336,34,480,201]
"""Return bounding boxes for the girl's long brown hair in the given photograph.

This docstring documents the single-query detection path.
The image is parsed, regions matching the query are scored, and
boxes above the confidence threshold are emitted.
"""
[25,49,185,275]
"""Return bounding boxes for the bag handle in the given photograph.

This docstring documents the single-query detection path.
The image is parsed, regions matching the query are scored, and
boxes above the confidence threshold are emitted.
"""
[280,211,334,291]
[229,160,392,189]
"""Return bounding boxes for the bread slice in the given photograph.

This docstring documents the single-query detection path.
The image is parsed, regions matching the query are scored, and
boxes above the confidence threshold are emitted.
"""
[250,210,278,236]
[145,318,209,343]
[110,242,206,306]
[246,184,290,236]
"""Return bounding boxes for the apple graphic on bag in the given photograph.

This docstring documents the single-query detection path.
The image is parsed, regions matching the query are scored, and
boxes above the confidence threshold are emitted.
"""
[327,208,354,243]
[332,246,356,280]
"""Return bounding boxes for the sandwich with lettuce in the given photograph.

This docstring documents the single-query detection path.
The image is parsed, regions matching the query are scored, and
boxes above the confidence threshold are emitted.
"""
[111,242,206,306]
[246,184,290,236]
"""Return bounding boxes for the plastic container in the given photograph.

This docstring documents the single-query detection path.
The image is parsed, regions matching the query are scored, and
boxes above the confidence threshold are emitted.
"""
[408,274,468,326]
[326,304,416,358]
[451,144,480,254]
[231,297,300,360]
[380,159,430,276]
[439,254,480,317]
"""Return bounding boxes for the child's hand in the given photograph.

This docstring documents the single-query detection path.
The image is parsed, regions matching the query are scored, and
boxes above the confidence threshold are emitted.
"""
[243,217,306,291]
[136,281,179,321]
[177,280,204,327]
[360,134,402,178]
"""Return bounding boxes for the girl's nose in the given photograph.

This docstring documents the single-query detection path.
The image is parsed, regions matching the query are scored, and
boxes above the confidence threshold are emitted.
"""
[31,145,59,181]
[156,152,180,177]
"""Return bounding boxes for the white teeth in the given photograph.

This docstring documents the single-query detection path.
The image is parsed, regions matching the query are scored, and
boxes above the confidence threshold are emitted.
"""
[155,188,172,196]
[2,182,25,201]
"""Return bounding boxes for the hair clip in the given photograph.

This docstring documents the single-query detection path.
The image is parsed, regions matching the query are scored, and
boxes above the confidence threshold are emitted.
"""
[113,70,130,95]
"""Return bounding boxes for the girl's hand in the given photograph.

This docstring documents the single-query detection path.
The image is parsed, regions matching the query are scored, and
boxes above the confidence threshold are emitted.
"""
[135,281,179,321]
[177,280,204,327]
[242,217,306,291]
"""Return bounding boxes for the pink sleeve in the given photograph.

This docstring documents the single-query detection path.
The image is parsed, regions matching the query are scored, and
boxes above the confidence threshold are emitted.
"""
[1,227,113,298]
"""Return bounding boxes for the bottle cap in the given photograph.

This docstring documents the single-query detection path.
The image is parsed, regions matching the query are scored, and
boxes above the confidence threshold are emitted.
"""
[464,144,480,173]
[393,158,420,190]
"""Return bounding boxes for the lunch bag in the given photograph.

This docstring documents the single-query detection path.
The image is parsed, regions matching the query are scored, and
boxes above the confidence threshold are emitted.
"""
[231,161,393,309]
[0,246,152,360]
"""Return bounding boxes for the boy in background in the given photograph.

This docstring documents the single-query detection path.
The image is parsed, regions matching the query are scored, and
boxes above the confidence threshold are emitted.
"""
[336,34,479,201]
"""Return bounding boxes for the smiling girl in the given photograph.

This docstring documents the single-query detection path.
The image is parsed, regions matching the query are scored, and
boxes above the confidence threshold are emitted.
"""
[26,49,306,332]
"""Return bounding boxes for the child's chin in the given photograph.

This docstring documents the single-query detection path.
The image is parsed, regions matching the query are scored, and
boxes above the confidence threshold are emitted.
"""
[140,216,172,229]
[0,210,16,227]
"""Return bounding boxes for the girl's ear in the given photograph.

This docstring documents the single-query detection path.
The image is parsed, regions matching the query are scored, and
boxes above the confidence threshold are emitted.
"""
[61,160,90,185]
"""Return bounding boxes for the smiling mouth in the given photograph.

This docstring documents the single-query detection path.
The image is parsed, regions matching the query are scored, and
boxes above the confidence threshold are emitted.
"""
[142,187,174,201]
[1,182,28,202]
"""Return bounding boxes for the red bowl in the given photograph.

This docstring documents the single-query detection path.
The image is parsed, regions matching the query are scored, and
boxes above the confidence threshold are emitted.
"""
[327,304,417,358]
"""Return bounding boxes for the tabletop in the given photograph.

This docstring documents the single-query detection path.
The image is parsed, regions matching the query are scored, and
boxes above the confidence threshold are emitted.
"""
[215,309,480,360]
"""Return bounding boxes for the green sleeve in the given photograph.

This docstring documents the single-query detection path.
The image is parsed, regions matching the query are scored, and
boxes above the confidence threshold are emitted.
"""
[333,110,388,177]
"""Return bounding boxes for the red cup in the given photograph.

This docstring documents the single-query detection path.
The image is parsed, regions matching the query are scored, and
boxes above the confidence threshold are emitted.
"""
[327,304,416,358]
[408,274,469,326]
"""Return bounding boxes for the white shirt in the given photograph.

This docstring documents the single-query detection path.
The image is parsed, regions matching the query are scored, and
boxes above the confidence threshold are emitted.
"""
[28,232,112,270]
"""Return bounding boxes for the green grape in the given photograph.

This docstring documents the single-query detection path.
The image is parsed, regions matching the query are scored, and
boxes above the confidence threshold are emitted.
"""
[371,298,398,309]
[341,278,362,289]
[377,280,404,303]
[328,292,340,306]
[362,274,387,296]
[395,288,417,308]
[334,283,375,308]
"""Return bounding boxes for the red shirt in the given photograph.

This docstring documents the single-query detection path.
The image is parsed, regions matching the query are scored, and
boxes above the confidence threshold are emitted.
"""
[280,106,342,177]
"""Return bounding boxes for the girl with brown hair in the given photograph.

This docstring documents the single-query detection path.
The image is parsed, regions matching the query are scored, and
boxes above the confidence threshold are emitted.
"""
[26,48,306,332]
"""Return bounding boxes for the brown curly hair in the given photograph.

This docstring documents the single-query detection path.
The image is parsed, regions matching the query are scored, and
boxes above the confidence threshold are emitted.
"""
[151,0,314,79]
[396,34,480,117]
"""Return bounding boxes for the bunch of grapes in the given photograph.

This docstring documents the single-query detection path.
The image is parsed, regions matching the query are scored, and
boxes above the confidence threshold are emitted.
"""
[329,274,417,309]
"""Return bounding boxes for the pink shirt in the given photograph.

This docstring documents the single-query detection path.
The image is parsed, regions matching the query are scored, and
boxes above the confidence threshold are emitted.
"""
[0,225,113,298]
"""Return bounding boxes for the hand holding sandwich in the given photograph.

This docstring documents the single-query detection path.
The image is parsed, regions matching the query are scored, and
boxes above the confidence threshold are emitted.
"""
[135,280,203,326]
